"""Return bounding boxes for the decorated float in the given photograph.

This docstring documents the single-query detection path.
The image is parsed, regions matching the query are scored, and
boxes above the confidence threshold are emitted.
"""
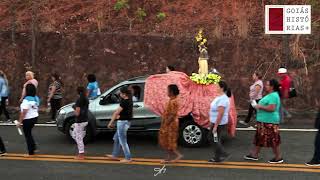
[144,29,238,137]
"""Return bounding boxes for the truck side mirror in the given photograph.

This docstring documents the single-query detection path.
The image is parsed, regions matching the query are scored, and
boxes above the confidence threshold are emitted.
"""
[99,95,108,105]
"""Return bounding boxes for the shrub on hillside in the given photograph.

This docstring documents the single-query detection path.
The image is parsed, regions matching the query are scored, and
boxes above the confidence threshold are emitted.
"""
[156,12,166,22]
[114,0,129,11]
[135,8,147,22]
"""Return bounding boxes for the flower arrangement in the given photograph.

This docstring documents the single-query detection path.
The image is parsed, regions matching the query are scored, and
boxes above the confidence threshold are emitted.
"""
[190,73,221,85]
[195,29,207,49]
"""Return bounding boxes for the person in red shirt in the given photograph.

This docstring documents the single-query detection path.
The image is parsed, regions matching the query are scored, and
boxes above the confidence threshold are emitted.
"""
[278,67,292,122]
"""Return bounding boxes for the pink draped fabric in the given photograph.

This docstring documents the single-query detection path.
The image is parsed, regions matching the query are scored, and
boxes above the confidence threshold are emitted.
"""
[144,71,238,137]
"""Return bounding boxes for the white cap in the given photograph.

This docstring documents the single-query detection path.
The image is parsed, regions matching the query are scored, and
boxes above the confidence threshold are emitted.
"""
[278,68,287,74]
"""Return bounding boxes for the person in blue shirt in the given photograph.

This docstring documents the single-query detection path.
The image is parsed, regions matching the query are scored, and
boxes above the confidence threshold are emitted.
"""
[86,74,101,99]
[0,70,11,122]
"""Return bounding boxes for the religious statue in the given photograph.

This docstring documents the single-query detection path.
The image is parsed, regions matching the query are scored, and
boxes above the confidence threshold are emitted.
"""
[198,44,209,75]
[190,29,221,85]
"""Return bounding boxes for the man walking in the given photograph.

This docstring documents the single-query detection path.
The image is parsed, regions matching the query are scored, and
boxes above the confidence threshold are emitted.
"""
[278,67,292,122]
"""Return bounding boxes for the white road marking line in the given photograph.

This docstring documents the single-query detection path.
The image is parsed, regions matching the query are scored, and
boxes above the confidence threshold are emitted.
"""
[237,127,318,132]
[0,123,318,131]
[0,123,56,127]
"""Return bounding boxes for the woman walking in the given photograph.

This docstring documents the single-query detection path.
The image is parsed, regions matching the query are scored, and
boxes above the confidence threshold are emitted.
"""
[86,74,100,99]
[20,71,38,102]
[208,81,231,163]
[159,84,183,163]
[0,71,11,122]
[47,73,63,123]
[17,84,40,156]
[106,86,133,163]
[72,87,89,160]
[240,72,263,126]
[244,79,283,164]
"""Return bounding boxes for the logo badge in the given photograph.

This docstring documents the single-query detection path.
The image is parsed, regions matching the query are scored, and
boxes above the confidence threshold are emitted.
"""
[265,5,311,34]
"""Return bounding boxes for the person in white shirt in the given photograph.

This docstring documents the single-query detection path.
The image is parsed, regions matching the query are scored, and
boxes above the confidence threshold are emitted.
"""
[240,72,263,126]
[129,85,141,102]
[208,81,231,163]
[17,84,39,156]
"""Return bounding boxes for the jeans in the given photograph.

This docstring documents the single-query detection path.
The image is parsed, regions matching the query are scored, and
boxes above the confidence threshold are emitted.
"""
[0,136,6,152]
[245,99,261,123]
[22,117,38,155]
[280,101,291,123]
[211,124,228,160]
[50,98,62,120]
[0,97,10,120]
[71,122,88,154]
[312,130,320,162]
[112,120,131,160]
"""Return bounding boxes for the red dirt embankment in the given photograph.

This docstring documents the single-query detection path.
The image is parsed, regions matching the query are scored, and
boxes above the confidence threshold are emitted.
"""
[0,0,319,109]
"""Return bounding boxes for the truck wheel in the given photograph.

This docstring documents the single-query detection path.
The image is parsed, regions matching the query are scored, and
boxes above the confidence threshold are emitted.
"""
[65,119,94,144]
[179,120,207,147]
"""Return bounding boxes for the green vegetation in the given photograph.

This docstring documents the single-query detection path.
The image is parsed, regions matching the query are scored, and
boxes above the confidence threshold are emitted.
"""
[114,0,129,11]
[156,12,166,21]
[135,8,147,21]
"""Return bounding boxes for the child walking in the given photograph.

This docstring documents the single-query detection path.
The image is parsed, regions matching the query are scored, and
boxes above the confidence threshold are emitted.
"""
[72,87,89,160]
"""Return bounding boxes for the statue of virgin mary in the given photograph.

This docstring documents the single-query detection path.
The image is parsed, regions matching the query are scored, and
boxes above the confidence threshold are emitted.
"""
[198,45,209,75]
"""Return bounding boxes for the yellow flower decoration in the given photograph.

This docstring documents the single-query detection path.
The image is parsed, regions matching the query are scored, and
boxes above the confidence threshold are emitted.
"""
[190,73,221,85]
[195,29,208,49]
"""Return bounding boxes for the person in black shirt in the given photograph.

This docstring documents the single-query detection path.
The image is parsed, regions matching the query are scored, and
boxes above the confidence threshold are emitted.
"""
[106,86,133,163]
[72,87,89,160]
[306,106,320,166]
[0,136,6,156]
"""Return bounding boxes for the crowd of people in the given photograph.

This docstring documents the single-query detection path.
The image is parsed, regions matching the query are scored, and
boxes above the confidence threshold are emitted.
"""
[0,66,319,167]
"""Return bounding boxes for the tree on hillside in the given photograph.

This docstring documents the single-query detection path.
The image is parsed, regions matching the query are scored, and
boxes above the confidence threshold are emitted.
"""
[31,0,38,67]
[9,0,17,45]
[3,0,19,45]
[114,0,133,31]
[24,0,44,68]
[114,0,147,31]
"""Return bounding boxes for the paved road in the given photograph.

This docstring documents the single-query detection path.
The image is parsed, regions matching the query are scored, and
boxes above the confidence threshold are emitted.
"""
[0,123,319,180]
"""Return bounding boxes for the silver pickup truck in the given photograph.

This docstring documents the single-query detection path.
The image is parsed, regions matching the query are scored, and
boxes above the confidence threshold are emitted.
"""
[56,76,209,147]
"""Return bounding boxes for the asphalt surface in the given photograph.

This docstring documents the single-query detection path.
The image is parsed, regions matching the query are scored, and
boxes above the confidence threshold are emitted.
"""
[0,119,319,180]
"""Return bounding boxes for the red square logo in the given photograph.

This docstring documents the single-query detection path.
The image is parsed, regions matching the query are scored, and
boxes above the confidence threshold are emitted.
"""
[269,8,283,31]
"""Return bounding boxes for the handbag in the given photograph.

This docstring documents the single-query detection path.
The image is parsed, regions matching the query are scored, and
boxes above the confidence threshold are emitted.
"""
[289,81,297,98]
